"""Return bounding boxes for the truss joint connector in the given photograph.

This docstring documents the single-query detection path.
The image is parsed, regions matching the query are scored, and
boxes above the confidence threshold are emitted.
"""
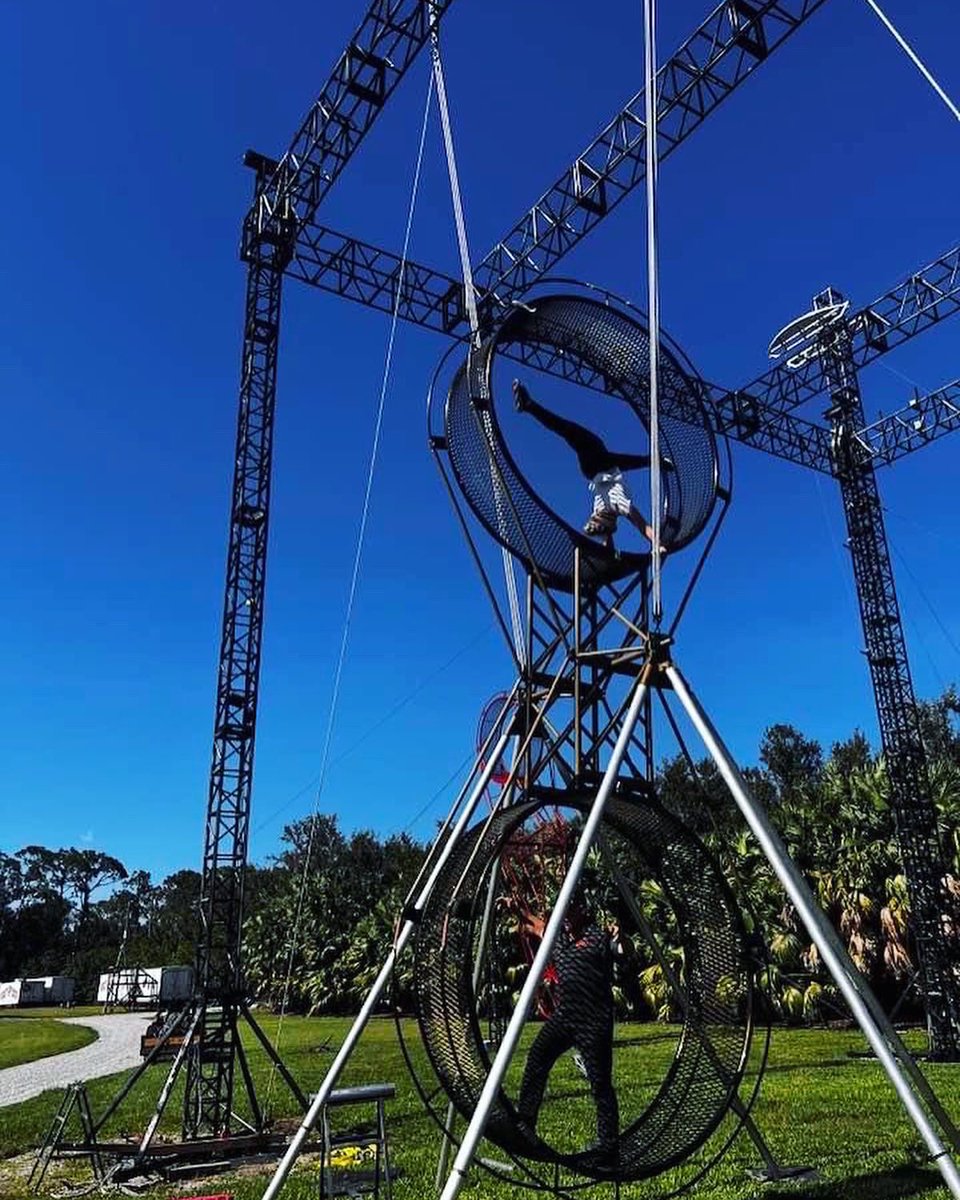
[640,632,674,689]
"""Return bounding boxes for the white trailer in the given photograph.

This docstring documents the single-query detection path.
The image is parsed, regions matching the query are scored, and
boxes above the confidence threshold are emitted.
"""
[98,965,194,1007]
[0,978,46,1007]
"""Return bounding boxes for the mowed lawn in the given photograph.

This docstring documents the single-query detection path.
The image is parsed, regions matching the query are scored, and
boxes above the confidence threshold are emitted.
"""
[2,1017,960,1200]
[0,1018,97,1070]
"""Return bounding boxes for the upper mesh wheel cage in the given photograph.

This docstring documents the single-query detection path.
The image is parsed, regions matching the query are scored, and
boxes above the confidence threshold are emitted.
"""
[444,294,720,591]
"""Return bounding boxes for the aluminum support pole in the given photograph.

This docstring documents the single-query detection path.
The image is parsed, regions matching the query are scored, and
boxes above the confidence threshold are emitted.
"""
[438,673,651,1200]
[261,725,515,1200]
[665,661,960,1199]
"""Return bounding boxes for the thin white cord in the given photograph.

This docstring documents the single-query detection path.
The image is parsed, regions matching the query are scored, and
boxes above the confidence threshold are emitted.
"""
[264,69,435,1102]
[430,2,527,667]
[643,0,664,623]
[862,0,960,124]
[429,8,481,347]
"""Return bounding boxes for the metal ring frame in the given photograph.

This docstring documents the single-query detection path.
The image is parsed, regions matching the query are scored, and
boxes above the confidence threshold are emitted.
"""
[427,287,722,592]
[402,793,756,1187]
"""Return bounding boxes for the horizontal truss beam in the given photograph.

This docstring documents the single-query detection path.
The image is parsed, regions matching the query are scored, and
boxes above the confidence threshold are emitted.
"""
[740,244,960,413]
[246,0,458,242]
[469,0,831,309]
[287,222,841,474]
[856,379,960,466]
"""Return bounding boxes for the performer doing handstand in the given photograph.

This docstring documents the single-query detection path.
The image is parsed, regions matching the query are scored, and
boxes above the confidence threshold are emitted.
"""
[514,379,668,549]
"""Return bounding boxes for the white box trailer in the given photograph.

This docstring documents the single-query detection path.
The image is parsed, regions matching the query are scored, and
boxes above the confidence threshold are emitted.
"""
[27,976,75,1005]
[97,966,193,1006]
[0,978,46,1007]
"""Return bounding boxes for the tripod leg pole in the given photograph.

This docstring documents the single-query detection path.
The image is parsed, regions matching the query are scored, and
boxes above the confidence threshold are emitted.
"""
[438,674,651,1200]
[665,661,960,1200]
[261,725,516,1200]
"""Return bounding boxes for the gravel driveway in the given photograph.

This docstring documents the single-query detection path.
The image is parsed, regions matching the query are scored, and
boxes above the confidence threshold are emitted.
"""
[0,1013,150,1108]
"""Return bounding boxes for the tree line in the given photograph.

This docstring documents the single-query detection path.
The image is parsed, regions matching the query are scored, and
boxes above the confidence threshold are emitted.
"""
[2,686,958,1023]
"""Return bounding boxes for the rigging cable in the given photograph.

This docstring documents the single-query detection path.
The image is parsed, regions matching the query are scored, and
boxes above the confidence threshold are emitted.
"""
[862,0,960,125]
[263,66,436,1106]
[643,0,664,623]
[428,1,527,667]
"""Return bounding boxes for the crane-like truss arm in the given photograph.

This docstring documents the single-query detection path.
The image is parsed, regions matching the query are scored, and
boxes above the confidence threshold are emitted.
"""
[274,0,830,311]
[856,379,960,467]
[289,222,833,471]
[469,0,830,308]
[247,0,457,241]
[739,244,960,414]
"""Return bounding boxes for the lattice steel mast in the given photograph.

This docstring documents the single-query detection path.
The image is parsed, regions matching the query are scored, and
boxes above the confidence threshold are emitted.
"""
[184,155,295,1138]
[816,286,960,1059]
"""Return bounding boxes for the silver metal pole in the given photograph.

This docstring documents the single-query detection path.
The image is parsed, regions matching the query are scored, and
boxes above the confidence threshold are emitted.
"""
[261,725,516,1200]
[666,661,960,1199]
[438,673,651,1200]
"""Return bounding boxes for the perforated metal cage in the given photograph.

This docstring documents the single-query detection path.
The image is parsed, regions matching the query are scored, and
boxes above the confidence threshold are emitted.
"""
[443,294,720,591]
[412,795,754,1184]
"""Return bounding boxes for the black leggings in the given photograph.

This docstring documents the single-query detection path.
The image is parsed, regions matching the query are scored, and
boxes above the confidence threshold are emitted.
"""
[524,397,649,481]
[518,1012,619,1146]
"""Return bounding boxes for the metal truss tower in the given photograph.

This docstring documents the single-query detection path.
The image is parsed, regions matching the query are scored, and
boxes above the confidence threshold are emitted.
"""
[816,288,960,1059]
[183,155,297,1138]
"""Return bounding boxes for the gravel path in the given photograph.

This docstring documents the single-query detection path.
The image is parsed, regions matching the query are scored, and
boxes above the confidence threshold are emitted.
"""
[0,1013,150,1108]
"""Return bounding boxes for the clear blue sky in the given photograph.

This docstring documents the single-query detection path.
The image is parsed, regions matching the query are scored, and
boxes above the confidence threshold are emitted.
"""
[2,0,959,883]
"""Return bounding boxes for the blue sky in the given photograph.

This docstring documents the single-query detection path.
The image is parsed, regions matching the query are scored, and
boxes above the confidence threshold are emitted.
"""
[2,0,959,883]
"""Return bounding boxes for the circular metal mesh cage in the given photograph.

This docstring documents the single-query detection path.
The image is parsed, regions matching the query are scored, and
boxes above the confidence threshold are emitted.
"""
[413,794,753,1183]
[444,294,719,591]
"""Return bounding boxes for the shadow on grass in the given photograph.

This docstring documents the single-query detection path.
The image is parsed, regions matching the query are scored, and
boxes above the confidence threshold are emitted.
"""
[762,1058,865,1074]
[765,1164,942,1200]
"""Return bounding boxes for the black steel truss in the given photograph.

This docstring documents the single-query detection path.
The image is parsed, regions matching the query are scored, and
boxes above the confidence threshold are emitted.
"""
[184,157,295,1139]
[856,379,960,467]
[818,289,960,1058]
[248,0,457,244]
[741,245,960,414]
[469,0,831,310]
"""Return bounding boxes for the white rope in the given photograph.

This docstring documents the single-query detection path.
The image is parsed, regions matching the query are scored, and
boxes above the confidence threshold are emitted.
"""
[862,0,960,124]
[264,68,435,1102]
[429,2,527,667]
[643,0,664,623]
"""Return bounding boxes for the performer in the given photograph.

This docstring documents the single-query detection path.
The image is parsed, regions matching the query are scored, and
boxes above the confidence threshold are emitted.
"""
[513,378,670,549]
[517,900,621,1159]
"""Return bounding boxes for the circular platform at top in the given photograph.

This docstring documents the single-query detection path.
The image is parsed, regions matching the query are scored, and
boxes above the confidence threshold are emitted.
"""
[439,292,721,591]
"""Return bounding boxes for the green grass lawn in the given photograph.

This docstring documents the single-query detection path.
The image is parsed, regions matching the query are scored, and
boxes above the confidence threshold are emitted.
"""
[0,1006,103,1020]
[0,1018,97,1070]
[2,1017,959,1200]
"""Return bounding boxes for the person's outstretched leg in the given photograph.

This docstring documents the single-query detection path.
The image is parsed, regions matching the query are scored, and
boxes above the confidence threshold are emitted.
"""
[513,380,613,479]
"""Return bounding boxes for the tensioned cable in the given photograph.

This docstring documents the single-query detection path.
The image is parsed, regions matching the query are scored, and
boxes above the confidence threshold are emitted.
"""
[643,0,664,624]
[429,2,528,667]
[862,0,960,125]
[263,68,436,1106]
